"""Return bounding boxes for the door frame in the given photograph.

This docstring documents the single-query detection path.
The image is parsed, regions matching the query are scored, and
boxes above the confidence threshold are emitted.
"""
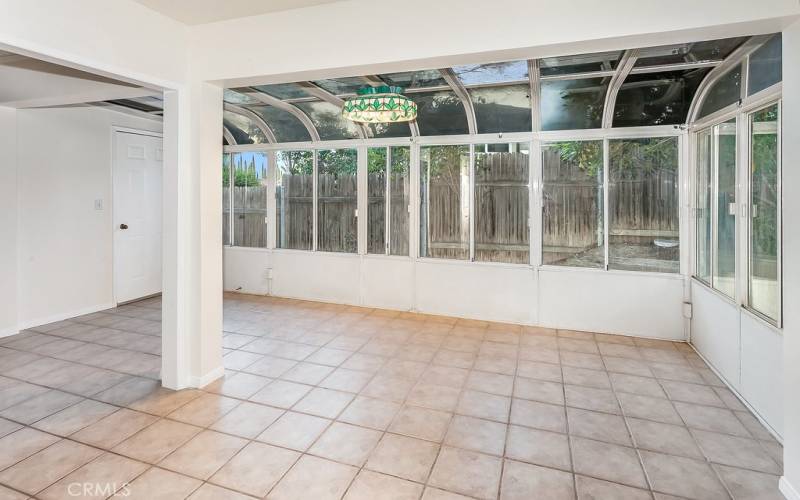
[111,126,164,306]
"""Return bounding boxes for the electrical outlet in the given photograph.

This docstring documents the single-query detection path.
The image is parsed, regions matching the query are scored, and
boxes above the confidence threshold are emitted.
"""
[94,199,103,210]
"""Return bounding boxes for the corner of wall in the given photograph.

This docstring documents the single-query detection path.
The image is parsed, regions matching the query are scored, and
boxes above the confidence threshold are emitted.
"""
[0,106,19,336]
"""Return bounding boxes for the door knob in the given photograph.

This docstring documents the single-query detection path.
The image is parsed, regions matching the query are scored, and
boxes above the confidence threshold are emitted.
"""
[120,224,129,230]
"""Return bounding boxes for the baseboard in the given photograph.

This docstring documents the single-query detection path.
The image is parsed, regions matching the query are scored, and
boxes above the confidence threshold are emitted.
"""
[189,365,225,389]
[17,302,116,332]
[781,477,800,500]
[0,326,20,339]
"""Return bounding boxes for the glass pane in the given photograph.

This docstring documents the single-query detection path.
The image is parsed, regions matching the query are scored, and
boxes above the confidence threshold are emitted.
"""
[699,65,742,118]
[389,147,411,256]
[696,129,713,284]
[635,37,746,67]
[224,89,259,105]
[541,78,608,130]
[232,152,268,248]
[453,61,528,85]
[414,91,469,135]
[370,121,413,139]
[540,51,621,76]
[252,83,312,100]
[249,105,311,143]
[222,153,231,246]
[224,111,268,145]
[749,104,780,322]
[608,137,679,273]
[366,146,411,256]
[313,77,372,95]
[318,149,358,253]
[379,70,447,90]
[613,68,709,127]
[295,100,362,140]
[367,147,387,255]
[748,34,782,96]
[276,150,314,250]
[470,85,532,134]
[475,143,530,264]
[542,141,604,268]
[714,120,737,297]
[420,145,470,260]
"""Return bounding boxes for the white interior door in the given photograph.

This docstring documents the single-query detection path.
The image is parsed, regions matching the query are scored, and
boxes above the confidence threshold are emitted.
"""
[113,131,163,304]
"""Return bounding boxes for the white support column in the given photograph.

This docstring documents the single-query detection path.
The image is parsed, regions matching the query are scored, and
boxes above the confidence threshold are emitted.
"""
[161,82,224,390]
[0,107,18,338]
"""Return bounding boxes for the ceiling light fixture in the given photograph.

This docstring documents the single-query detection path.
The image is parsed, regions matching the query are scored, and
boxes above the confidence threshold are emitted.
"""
[342,85,417,124]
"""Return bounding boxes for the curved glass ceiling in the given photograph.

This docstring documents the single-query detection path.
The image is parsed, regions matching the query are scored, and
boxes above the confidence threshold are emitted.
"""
[218,34,779,144]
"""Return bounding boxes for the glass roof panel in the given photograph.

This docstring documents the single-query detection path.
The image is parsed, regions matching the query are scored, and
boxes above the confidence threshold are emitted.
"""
[249,105,311,143]
[252,83,312,100]
[470,84,531,134]
[699,64,742,118]
[748,34,781,96]
[313,77,374,96]
[294,100,362,140]
[224,110,269,145]
[413,90,469,135]
[379,70,447,90]
[540,77,609,130]
[540,51,621,77]
[635,37,747,67]
[225,88,260,105]
[370,121,413,139]
[613,68,710,127]
[453,61,529,85]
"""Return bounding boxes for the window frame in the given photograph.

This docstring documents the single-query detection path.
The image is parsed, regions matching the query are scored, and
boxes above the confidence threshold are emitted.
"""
[367,146,412,257]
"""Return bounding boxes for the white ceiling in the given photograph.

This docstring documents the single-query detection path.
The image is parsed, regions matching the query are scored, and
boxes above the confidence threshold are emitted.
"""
[0,52,158,109]
[133,0,346,25]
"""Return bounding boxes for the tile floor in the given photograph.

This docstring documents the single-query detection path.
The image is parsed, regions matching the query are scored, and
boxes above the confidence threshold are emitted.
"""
[0,293,785,500]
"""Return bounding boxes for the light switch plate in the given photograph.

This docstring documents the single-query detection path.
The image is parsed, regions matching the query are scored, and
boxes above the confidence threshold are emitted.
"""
[94,199,104,210]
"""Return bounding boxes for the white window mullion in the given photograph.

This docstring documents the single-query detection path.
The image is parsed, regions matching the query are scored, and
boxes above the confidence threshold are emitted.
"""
[469,143,476,261]
[312,149,318,252]
[385,147,392,255]
[266,151,277,250]
[603,139,610,270]
[530,138,541,267]
[357,145,367,255]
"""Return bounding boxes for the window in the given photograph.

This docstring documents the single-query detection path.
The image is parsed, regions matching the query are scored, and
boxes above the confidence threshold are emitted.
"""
[749,104,780,322]
[696,129,712,283]
[608,137,679,273]
[317,149,358,253]
[699,65,742,118]
[224,111,269,145]
[474,143,530,264]
[420,145,470,259]
[540,78,608,131]
[714,120,737,297]
[368,147,411,255]
[542,141,604,268]
[229,152,268,248]
[276,150,314,250]
[414,91,470,136]
[748,35,782,96]
[613,69,709,127]
[295,101,363,141]
[223,153,231,245]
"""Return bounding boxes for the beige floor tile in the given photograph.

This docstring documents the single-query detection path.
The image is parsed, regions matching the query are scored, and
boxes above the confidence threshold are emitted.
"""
[512,377,564,405]
[509,399,566,433]
[361,375,416,402]
[627,417,704,459]
[571,437,647,489]
[38,452,148,500]
[167,393,240,427]
[609,372,666,398]
[0,439,103,495]
[603,356,653,377]
[305,347,353,367]
[280,362,335,385]
[94,377,161,407]
[406,383,461,412]
[0,427,60,470]
[0,378,49,411]
[693,430,780,474]
[505,424,571,471]
[121,466,202,500]
[338,396,401,430]
[563,366,610,389]
[268,455,357,500]
[113,419,202,463]
[256,411,330,451]
[640,450,729,500]
[249,380,312,408]
[210,401,284,439]
[429,446,502,500]
[421,487,474,500]
[422,366,470,388]
[292,387,354,418]
[661,380,726,407]
[32,399,117,436]
[456,390,511,423]
[575,475,652,500]
[500,459,574,500]
[204,371,271,399]
[319,368,373,393]
[159,430,248,479]
[0,417,22,439]
[210,442,299,497]
[188,483,258,500]
[560,351,604,370]
[673,402,751,437]
[0,484,28,500]
[128,388,203,417]
[309,422,382,466]
[516,361,562,383]
[344,470,423,500]
[567,407,632,446]
[389,405,452,442]
[366,433,439,482]
[713,464,784,500]
[0,389,83,425]
[617,392,683,425]
[444,415,507,456]
[71,408,158,449]
[564,385,620,414]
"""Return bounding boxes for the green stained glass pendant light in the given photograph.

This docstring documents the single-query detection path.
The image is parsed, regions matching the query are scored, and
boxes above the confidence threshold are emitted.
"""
[342,85,417,123]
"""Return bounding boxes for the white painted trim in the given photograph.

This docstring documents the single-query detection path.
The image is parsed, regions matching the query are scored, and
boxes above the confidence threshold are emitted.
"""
[0,327,20,339]
[780,477,800,500]
[17,302,116,332]
[188,364,225,389]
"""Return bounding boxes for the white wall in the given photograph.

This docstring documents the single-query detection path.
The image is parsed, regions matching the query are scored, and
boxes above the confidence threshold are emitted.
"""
[14,106,162,330]
[224,247,686,339]
[0,107,17,336]
[781,18,800,500]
